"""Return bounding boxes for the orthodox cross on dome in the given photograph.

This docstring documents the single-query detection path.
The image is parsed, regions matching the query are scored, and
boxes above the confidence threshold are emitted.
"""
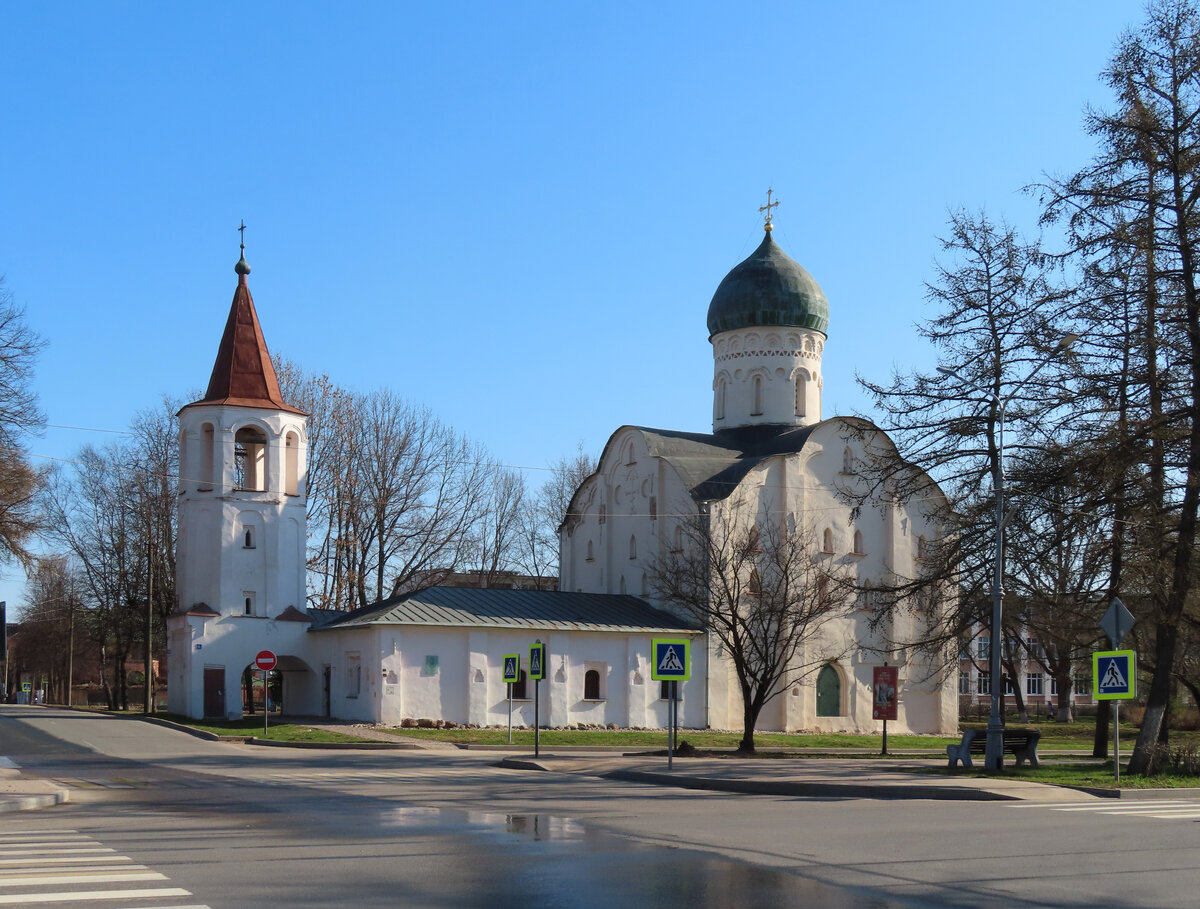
[759,188,779,231]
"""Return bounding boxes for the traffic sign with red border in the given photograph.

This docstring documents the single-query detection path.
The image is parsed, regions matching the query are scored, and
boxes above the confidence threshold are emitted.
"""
[255,650,277,672]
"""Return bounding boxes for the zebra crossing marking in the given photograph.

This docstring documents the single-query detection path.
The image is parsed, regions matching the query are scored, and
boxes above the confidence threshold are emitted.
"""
[1010,799,1200,820]
[0,832,207,907]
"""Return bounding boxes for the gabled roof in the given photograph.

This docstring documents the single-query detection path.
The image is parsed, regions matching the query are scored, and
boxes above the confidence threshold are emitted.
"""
[183,265,305,414]
[312,586,701,634]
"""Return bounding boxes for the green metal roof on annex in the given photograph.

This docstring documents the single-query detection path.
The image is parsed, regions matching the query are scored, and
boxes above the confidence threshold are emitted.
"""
[706,227,829,338]
[310,586,702,634]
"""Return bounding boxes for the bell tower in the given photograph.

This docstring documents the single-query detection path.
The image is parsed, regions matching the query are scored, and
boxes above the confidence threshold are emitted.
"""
[167,231,309,719]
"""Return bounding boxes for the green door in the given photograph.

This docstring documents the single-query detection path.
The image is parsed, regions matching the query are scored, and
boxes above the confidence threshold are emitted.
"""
[816,665,841,717]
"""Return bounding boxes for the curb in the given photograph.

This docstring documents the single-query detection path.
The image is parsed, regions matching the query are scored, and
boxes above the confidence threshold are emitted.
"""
[0,789,71,814]
[602,769,1018,801]
[246,737,419,750]
[1064,785,1200,800]
[136,715,221,741]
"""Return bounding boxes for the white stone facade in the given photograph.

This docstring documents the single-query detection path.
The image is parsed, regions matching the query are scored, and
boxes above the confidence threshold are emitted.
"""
[167,403,312,720]
[712,326,824,430]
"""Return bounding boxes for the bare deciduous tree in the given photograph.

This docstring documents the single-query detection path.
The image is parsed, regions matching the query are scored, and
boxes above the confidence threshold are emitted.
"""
[648,495,854,753]
[0,277,45,565]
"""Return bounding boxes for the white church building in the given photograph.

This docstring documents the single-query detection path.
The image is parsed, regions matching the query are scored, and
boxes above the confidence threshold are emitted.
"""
[168,215,955,735]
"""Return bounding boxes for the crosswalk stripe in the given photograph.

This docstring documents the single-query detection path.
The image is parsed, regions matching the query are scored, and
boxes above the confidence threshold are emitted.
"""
[0,865,147,877]
[0,872,167,888]
[1010,799,1200,821]
[0,887,192,905]
[0,857,134,867]
[0,849,115,857]
[1053,803,1199,812]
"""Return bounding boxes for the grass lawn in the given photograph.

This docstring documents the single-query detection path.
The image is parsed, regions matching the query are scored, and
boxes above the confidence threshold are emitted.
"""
[946,760,1200,790]
[150,714,377,744]
[377,723,1149,752]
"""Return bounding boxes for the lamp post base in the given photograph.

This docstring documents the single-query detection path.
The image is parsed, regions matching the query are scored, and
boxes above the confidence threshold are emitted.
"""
[984,721,1005,772]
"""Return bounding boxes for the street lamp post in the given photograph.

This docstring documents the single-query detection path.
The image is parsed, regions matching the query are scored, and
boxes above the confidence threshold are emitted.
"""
[938,334,1076,773]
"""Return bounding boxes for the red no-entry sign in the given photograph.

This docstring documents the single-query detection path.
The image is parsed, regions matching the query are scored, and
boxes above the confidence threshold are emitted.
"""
[255,650,277,672]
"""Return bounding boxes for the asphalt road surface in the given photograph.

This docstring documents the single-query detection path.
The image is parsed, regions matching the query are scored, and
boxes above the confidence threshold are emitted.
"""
[3,705,1199,908]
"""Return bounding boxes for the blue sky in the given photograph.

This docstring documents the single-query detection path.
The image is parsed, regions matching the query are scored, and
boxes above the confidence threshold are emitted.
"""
[0,2,1145,608]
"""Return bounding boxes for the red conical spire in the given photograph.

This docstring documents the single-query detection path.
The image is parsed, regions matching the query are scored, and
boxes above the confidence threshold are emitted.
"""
[184,230,305,414]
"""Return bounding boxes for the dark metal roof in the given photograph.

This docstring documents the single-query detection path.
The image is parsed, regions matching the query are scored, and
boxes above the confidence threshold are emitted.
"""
[597,422,823,504]
[706,228,829,338]
[312,586,702,634]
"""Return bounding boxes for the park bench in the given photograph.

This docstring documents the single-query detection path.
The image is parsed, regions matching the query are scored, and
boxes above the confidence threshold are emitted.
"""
[946,728,1041,769]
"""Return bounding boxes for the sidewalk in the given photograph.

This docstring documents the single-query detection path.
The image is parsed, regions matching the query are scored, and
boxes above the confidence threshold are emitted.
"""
[497,752,1108,801]
[0,759,69,813]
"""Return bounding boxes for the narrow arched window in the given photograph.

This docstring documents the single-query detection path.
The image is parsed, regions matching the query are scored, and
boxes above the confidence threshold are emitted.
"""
[822,528,834,553]
[716,377,726,421]
[842,447,854,474]
[795,373,806,417]
[917,535,928,560]
[853,530,864,555]
[584,669,601,700]
[512,669,528,700]
[751,375,763,415]
[673,526,683,553]
[284,431,300,497]
[629,535,637,559]
[619,575,627,594]
[746,526,761,553]
[586,540,594,561]
[200,423,215,491]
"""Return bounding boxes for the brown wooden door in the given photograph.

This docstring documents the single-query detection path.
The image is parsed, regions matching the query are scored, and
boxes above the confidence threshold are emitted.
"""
[203,668,224,718]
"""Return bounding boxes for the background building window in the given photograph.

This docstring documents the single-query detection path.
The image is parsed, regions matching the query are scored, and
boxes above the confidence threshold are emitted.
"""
[977,672,991,695]
[1027,673,1044,696]
[959,671,971,695]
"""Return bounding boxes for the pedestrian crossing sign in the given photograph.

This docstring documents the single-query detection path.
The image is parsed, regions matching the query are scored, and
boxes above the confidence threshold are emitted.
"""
[651,638,690,681]
[503,654,520,684]
[529,642,546,680]
[1093,649,1135,700]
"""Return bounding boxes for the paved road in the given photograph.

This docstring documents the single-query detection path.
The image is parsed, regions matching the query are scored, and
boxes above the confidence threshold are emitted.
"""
[3,705,1200,908]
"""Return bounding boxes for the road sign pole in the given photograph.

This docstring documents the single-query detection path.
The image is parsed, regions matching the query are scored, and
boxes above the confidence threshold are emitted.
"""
[507,683,513,745]
[667,682,675,771]
[534,677,540,757]
[1113,701,1120,783]
[263,669,269,738]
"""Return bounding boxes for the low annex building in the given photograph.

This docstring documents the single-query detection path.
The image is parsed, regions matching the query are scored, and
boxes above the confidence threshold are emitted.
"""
[168,209,954,735]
